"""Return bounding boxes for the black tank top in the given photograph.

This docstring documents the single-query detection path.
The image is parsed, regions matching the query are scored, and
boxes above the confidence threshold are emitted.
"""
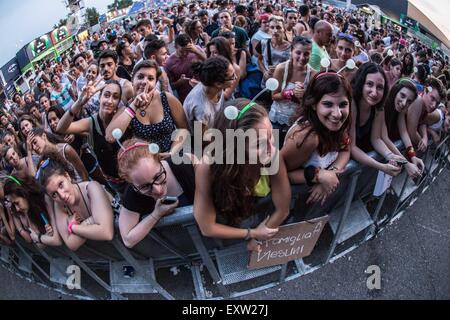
[356,105,376,153]
[91,113,120,178]
[130,91,176,153]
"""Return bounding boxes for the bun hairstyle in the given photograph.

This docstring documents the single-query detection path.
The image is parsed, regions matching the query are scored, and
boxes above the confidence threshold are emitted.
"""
[191,56,231,86]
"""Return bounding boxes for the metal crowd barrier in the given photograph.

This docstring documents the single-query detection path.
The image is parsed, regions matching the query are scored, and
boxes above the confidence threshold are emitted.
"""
[1,137,449,300]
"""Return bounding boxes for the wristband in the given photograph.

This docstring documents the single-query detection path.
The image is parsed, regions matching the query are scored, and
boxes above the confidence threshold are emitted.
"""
[304,166,317,187]
[124,107,136,119]
[406,146,416,160]
[282,89,295,100]
[68,220,79,235]
[38,233,43,244]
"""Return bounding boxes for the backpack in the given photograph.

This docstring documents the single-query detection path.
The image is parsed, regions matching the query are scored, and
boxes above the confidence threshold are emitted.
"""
[238,63,263,99]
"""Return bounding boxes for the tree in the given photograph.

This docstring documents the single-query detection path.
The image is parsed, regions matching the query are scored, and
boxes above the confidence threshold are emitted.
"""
[54,17,68,29]
[85,7,100,27]
[108,0,133,11]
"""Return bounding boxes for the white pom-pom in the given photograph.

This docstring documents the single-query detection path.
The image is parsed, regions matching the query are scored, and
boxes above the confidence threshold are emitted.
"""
[148,143,160,154]
[355,40,361,47]
[265,78,279,91]
[346,59,356,70]
[224,105,239,120]
[112,128,123,140]
[320,57,331,68]
[387,49,394,57]
[413,67,418,73]
[427,86,433,93]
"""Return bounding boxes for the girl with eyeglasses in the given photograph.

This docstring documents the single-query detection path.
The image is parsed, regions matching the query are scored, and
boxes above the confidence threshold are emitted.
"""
[281,72,352,208]
[185,19,210,49]
[116,138,196,248]
[271,36,316,142]
[3,176,61,247]
[35,154,114,251]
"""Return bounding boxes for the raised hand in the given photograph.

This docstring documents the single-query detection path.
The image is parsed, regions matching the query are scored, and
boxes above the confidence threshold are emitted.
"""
[80,79,104,105]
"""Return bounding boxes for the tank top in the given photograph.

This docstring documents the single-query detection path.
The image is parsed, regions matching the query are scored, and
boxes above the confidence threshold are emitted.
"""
[253,174,271,198]
[60,143,83,183]
[130,91,176,153]
[89,113,121,179]
[269,62,312,125]
[356,105,376,152]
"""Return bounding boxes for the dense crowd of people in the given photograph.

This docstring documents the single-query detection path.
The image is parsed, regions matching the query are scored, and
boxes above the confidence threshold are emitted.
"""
[0,0,449,258]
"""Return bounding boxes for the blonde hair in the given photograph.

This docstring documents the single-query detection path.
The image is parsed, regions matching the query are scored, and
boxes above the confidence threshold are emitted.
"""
[117,138,160,182]
[269,15,284,24]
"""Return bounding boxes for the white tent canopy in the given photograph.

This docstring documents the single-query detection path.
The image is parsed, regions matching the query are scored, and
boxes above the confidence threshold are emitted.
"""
[407,0,450,49]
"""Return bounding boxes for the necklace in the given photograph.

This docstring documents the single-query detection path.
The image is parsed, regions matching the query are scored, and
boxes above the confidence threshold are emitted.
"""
[138,92,155,117]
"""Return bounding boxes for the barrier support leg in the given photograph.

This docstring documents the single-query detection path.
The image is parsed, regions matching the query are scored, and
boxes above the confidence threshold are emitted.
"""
[186,224,229,298]
[325,171,360,263]
[63,247,126,300]
[110,237,175,300]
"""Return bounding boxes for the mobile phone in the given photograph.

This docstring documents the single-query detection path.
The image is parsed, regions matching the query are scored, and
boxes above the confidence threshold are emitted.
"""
[161,196,178,205]
[395,159,408,166]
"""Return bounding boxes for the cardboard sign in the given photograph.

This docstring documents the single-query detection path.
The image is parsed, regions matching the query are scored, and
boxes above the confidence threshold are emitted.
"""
[248,215,329,270]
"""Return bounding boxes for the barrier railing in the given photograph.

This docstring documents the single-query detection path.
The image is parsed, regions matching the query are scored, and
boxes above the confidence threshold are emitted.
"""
[1,137,449,300]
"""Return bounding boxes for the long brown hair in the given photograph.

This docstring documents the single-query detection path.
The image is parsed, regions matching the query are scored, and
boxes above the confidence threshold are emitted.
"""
[3,176,48,234]
[290,72,352,155]
[210,98,269,226]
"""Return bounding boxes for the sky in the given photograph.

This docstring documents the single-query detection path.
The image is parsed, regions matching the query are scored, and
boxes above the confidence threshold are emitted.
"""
[0,0,112,67]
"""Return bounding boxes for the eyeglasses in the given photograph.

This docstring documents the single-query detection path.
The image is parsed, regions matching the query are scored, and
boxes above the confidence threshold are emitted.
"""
[219,31,235,38]
[337,32,354,42]
[132,164,167,195]
[223,73,237,82]
[35,158,50,180]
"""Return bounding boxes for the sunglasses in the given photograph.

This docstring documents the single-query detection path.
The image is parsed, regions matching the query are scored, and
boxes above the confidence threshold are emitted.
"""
[35,158,50,180]
[337,32,354,42]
